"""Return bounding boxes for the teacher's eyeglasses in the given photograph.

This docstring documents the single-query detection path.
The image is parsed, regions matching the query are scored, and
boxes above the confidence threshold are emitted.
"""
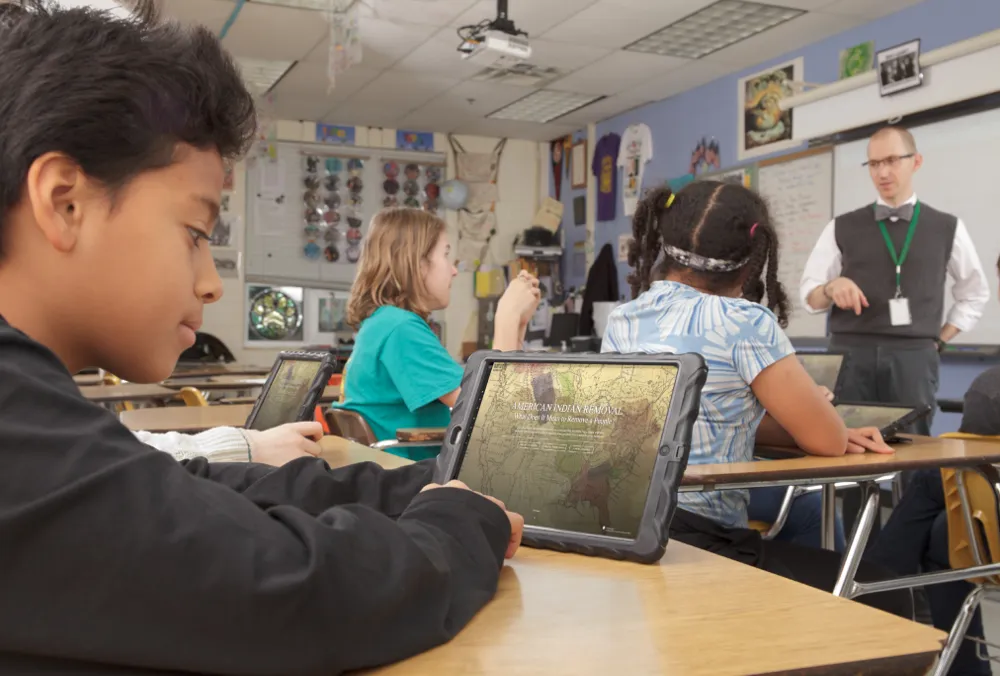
[863,154,915,170]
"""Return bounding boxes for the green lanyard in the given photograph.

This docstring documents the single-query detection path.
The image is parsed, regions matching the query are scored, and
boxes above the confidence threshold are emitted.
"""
[876,201,921,298]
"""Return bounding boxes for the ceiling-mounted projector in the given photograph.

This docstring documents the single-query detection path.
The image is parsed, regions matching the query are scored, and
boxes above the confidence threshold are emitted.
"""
[457,0,531,68]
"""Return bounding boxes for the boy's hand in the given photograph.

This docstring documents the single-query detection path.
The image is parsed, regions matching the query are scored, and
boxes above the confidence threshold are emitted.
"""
[422,480,524,559]
[245,421,323,466]
[845,427,894,454]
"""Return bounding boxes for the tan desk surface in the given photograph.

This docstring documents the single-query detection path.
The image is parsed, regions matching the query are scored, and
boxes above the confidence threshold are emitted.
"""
[170,363,272,378]
[369,541,943,676]
[162,374,268,390]
[221,386,340,405]
[79,384,177,403]
[683,435,1000,488]
[73,374,103,387]
[318,435,412,470]
[121,404,254,433]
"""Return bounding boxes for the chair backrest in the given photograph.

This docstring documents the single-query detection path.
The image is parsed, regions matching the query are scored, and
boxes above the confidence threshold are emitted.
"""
[940,432,1000,583]
[326,409,377,446]
[177,387,208,407]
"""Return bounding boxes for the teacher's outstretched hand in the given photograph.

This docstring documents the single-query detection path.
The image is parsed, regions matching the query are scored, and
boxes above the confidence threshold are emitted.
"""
[824,277,869,316]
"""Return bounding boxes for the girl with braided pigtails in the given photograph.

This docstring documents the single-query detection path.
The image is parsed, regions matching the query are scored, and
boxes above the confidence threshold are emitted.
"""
[603,181,912,618]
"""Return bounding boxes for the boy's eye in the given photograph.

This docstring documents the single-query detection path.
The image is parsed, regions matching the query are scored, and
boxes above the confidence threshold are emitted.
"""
[186,226,210,246]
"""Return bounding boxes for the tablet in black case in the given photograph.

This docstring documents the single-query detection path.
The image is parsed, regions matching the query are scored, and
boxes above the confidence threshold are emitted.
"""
[434,351,707,564]
[244,350,337,431]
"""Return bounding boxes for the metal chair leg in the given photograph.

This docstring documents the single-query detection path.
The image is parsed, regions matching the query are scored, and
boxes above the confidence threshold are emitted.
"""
[833,480,880,597]
[931,585,985,676]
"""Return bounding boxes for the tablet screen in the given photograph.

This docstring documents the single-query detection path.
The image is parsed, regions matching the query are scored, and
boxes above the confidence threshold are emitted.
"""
[247,359,323,431]
[456,361,678,540]
[797,354,844,392]
[835,404,914,431]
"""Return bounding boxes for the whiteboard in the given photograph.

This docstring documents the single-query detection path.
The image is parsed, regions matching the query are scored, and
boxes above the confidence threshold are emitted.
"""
[834,108,1000,345]
[756,149,834,338]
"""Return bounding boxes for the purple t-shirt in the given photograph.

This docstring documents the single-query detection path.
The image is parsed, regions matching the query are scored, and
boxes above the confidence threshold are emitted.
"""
[592,133,621,222]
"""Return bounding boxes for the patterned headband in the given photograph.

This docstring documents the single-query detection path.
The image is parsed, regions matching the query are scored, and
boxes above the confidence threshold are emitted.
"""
[663,245,749,273]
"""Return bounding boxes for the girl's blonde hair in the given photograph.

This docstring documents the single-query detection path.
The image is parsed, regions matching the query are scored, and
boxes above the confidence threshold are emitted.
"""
[346,207,447,327]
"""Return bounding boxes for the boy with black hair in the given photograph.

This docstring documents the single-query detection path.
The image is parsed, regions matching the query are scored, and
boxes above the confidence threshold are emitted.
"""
[0,2,522,674]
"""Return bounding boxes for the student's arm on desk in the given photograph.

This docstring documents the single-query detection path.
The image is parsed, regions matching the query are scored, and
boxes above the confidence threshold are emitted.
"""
[752,356,848,456]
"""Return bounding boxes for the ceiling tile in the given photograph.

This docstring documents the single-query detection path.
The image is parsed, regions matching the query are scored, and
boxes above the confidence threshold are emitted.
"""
[523,39,613,73]
[396,106,476,133]
[452,0,601,37]
[553,94,650,126]
[756,0,838,9]
[159,0,235,33]
[221,3,326,61]
[820,0,924,19]
[274,61,382,100]
[269,96,335,122]
[393,29,485,78]
[620,60,734,101]
[454,118,579,142]
[318,101,404,129]
[329,71,460,114]
[368,0,480,27]
[704,11,863,65]
[426,80,538,115]
[549,51,690,96]
[306,18,438,71]
[539,0,716,49]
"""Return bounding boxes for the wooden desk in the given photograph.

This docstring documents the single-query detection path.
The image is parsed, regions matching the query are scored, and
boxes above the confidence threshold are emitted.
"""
[683,435,1000,490]
[370,542,944,675]
[120,404,254,433]
[73,373,103,387]
[221,386,340,405]
[79,383,176,403]
[318,435,413,470]
[163,375,268,391]
[170,363,271,378]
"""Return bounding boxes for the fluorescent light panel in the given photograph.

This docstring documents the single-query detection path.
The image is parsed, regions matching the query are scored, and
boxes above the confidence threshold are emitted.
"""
[626,1,804,60]
[488,90,604,123]
[235,57,296,94]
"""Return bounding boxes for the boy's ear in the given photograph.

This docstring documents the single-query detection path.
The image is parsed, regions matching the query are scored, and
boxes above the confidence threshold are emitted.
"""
[24,152,89,253]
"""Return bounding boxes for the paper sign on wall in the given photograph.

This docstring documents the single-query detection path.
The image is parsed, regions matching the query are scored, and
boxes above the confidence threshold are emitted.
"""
[618,234,631,263]
[532,197,564,233]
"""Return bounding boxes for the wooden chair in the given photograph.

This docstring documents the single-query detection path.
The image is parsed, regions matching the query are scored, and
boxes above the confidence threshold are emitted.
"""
[843,433,1000,675]
[325,409,445,451]
[102,373,134,413]
[177,387,209,407]
[931,432,1000,674]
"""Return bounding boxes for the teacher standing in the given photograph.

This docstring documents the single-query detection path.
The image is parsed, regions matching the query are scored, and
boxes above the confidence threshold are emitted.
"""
[800,126,989,435]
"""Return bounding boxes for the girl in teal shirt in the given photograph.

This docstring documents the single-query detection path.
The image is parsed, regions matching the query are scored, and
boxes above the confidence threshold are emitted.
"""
[334,207,540,459]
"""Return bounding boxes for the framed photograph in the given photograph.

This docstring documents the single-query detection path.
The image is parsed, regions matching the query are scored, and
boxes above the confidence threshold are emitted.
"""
[877,39,922,96]
[738,57,803,160]
[304,288,351,345]
[571,139,587,189]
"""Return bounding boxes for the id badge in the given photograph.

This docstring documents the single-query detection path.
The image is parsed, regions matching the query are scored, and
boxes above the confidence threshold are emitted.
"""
[889,297,912,326]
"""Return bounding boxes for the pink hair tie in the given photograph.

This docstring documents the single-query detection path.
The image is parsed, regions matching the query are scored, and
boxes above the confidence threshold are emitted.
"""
[750,222,759,237]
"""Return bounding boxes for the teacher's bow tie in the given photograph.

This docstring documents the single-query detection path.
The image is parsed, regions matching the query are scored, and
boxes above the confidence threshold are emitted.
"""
[874,203,914,221]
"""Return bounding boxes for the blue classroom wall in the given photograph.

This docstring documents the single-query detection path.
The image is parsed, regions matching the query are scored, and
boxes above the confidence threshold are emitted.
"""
[593,0,1000,298]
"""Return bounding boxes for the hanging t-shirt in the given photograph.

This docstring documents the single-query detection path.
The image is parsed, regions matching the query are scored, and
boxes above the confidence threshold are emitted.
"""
[592,133,621,222]
[617,123,653,217]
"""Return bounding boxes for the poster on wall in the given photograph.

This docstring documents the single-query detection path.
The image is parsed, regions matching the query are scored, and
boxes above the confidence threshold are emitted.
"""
[877,39,922,96]
[839,41,875,80]
[689,137,721,175]
[316,123,355,145]
[738,57,802,160]
[396,130,435,152]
